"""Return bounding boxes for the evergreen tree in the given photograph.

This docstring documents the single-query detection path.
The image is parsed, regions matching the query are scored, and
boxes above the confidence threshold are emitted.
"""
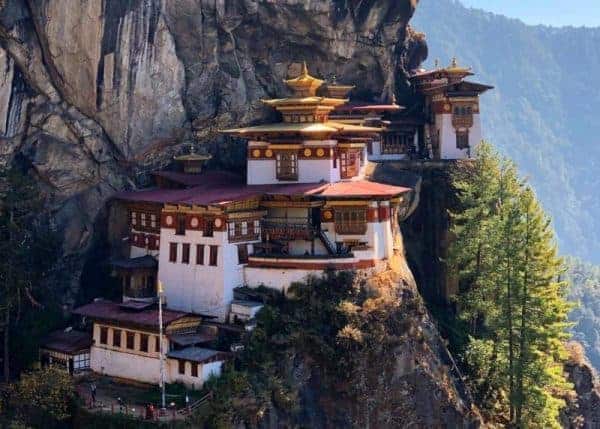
[449,142,573,427]
[0,166,61,381]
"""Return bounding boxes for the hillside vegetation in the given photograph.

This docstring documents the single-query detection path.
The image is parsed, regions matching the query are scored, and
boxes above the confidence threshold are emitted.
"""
[413,0,600,263]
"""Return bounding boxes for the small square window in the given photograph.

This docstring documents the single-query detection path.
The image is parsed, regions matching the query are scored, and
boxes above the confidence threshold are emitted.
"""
[126,332,135,350]
[178,360,185,375]
[99,327,108,345]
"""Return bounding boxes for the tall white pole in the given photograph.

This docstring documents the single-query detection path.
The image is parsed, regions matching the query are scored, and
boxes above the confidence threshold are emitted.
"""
[158,280,166,410]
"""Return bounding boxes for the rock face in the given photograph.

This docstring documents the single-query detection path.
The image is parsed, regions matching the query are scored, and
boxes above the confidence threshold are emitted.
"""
[0,0,426,301]
[562,347,600,428]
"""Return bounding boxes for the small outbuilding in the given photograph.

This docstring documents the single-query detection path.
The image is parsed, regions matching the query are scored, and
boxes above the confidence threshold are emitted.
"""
[39,329,92,375]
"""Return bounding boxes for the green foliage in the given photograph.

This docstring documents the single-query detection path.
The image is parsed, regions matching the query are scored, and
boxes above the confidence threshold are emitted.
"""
[448,142,574,427]
[0,166,62,379]
[566,258,600,371]
[195,270,420,428]
[1,366,76,428]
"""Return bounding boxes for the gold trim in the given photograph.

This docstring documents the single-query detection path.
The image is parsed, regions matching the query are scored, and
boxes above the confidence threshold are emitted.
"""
[226,210,268,219]
[324,201,370,207]
[337,143,366,149]
[261,201,324,208]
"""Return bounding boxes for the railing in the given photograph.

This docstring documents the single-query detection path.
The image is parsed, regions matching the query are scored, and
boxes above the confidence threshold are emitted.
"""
[177,391,213,416]
[262,218,316,241]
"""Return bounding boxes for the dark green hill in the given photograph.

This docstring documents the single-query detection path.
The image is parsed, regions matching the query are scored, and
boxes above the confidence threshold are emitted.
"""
[412,0,600,263]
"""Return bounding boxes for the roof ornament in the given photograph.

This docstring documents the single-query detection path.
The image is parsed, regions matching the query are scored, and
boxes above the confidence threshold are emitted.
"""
[450,57,458,68]
[434,58,440,69]
[301,61,309,77]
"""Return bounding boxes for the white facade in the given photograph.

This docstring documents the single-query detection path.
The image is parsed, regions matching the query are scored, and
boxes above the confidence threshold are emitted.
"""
[434,113,482,160]
[247,158,340,185]
[167,359,223,389]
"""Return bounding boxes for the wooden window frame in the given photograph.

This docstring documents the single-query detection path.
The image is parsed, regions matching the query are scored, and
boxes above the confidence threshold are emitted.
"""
[169,243,178,263]
[126,331,135,350]
[140,334,149,353]
[191,363,198,377]
[196,244,205,265]
[334,208,368,235]
[456,131,470,149]
[178,360,185,375]
[176,214,186,236]
[209,245,218,266]
[182,243,190,264]
[237,244,248,264]
[276,151,298,181]
[99,327,108,345]
[113,329,122,348]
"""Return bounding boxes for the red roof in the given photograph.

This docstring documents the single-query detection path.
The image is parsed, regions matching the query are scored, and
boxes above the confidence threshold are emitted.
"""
[315,180,410,198]
[153,171,244,187]
[115,182,328,206]
[73,300,195,330]
[40,330,92,354]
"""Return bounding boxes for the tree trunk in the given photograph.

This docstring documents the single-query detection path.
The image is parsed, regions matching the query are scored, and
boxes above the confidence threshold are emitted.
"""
[3,308,9,382]
[515,208,531,426]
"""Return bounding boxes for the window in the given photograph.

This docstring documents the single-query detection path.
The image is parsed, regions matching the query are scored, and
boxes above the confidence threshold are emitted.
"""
[382,134,411,155]
[151,214,157,228]
[182,243,190,264]
[178,360,185,375]
[99,327,108,345]
[141,212,146,227]
[237,244,248,264]
[340,151,359,179]
[203,219,214,237]
[146,276,155,292]
[74,352,90,370]
[456,131,469,149]
[241,222,248,235]
[169,243,178,263]
[126,332,135,350]
[228,222,235,239]
[131,212,137,226]
[209,245,218,266]
[140,334,149,353]
[191,363,198,377]
[196,244,205,265]
[154,336,160,353]
[113,329,122,348]
[276,152,298,181]
[176,214,186,235]
[334,209,368,235]
[254,220,261,236]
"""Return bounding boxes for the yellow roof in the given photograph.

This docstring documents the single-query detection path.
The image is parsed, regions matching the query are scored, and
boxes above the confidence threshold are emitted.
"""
[284,62,324,96]
[261,96,347,107]
[445,57,471,74]
[221,121,380,135]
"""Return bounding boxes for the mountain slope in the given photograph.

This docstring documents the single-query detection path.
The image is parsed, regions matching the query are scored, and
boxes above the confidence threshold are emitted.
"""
[412,0,600,263]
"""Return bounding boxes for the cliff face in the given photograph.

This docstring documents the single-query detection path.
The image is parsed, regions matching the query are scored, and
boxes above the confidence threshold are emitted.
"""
[0,0,426,300]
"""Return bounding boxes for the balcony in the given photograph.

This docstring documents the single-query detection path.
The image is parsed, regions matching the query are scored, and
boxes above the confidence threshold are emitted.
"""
[261,217,316,241]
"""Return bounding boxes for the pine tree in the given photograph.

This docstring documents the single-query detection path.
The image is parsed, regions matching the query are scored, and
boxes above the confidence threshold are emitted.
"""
[0,166,60,381]
[449,142,573,427]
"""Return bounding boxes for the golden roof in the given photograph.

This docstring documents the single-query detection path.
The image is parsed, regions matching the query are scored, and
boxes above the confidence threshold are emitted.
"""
[284,62,324,96]
[221,121,380,136]
[261,96,347,108]
[174,153,212,162]
[445,57,471,74]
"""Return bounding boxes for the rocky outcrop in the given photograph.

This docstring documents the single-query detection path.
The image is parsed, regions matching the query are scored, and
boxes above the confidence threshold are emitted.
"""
[0,0,427,301]
[562,343,600,428]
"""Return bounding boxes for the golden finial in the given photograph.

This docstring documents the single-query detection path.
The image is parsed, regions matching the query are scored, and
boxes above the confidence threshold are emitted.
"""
[450,57,458,68]
[301,61,309,77]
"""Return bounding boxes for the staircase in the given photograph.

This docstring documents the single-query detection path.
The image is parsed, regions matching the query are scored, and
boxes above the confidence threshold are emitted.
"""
[318,230,337,255]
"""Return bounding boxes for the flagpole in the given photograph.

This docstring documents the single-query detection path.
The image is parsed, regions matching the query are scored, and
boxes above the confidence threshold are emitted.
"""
[158,280,166,411]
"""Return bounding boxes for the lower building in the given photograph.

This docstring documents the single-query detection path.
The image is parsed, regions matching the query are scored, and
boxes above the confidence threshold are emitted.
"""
[39,329,92,375]
[72,299,227,389]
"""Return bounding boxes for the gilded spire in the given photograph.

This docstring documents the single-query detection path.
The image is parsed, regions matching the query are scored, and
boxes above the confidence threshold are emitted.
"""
[284,62,325,97]
[301,61,309,77]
